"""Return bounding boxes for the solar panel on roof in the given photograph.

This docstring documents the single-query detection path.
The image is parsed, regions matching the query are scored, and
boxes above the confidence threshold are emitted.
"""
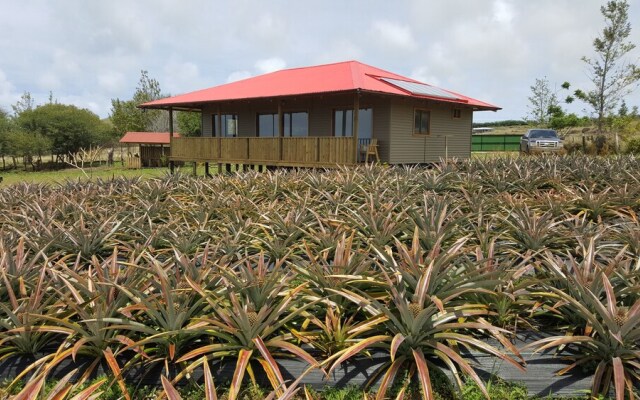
[380,77,461,101]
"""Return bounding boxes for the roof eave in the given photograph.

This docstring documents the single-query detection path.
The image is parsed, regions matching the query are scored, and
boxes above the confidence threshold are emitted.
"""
[138,89,363,110]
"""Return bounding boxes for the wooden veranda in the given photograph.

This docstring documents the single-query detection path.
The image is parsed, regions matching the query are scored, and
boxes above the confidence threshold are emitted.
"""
[169,136,358,167]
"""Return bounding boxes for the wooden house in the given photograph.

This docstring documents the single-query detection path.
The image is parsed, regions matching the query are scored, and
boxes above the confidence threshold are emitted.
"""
[139,61,499,169]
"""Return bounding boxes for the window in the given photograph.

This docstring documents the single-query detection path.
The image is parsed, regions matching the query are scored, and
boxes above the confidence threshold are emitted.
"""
[452,108,462,119]
[334,108,372,138]
[414,109,430,135]
[258,113,277,137]
[258,112,309,137]
[213,114,238,137]
[284,112,308,137]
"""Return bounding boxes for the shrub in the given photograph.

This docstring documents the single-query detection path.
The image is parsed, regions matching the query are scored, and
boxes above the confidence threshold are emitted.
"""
[624,137,640,154]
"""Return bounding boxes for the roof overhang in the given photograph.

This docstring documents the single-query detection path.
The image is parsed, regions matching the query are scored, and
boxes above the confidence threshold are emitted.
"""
[138,61,500,112]
[140,89,500,112]
[119,132,180,145]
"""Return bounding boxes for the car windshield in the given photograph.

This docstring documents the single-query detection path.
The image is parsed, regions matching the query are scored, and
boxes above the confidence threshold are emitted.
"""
[529,130,558,139]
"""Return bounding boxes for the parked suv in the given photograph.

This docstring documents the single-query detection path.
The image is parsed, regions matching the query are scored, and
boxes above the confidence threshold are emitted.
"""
[520,129,563,154]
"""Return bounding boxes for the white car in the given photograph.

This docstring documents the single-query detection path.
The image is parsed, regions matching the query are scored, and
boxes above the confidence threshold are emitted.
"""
[520,129,564,154]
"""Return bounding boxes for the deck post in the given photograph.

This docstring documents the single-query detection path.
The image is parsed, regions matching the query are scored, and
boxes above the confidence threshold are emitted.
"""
[217,109,222,161]
[168,107,174,174]
[278,100,283,162]
[353,91,360,164]
[205,162,211,177]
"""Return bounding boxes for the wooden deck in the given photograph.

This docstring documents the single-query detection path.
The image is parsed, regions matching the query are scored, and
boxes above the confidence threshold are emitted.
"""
[170,137,357,167]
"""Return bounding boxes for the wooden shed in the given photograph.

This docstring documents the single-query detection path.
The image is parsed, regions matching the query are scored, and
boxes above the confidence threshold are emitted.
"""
[119,132,180,168]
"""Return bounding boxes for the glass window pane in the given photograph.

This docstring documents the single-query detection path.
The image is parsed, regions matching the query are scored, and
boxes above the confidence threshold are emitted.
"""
[290,112,308,137]
[421,111,429,133]
[222,114,238,137]
[284,113,291,136]
[345,110,353,137]
[334,111,341,136]
[414,110,429,134]
[258,114,276,137]
[358,108,372,139]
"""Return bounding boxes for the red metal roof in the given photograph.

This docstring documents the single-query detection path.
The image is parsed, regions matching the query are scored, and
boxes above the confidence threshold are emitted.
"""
[140,60,500,111]
[119,132,180,145]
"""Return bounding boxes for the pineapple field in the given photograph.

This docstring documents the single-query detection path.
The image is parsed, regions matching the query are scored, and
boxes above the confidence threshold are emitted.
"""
[1,155,640,400]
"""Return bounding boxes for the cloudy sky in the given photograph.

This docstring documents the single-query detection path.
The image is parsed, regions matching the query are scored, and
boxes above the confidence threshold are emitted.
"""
[1,0,639,123]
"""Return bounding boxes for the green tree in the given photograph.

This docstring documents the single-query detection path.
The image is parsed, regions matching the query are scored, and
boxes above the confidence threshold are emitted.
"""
[574,0,640,134]
[6,129,51,170]
[0,108,12,169]
[526,77,559,125]
[11,91,34,117]
[177,111,201,136]
[17,103,109,159]
[110,70,170,137]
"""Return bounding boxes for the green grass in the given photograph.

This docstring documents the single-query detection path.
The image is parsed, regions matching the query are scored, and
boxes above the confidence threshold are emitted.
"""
[0,163,218,187]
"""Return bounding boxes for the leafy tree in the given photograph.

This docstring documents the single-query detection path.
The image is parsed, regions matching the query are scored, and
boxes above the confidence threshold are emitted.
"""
[526,77,559,125]
[110,70,171,136]
[6,129,51,169]
[177,111,201,136]
[0,107,12,169]
[548,108,587,130]
[11,91,34,117]
[17,103,110,158]
[618,100,629,116]
[527,79,575,127]
[574,0,640,134]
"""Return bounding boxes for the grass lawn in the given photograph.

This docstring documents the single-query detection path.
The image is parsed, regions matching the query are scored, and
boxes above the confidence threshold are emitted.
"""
[0,156,526,187]
[0,165,168,187]
[0,164,222,187]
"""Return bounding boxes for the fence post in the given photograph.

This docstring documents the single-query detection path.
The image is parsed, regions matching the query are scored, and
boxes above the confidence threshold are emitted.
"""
[445,136,448,161]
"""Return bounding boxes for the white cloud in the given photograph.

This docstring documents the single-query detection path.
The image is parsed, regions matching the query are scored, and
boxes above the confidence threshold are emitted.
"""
[98,72,126,94]
[1,0,639,122]
[255,57,286,74]
[410,66,441,87]
[0,69,18,109]
[371,20,417,51]
[38,72,62,91]
[227,71,252,83]
[492,0,515,25]
[162,61,203,94]
[315,39,364,64]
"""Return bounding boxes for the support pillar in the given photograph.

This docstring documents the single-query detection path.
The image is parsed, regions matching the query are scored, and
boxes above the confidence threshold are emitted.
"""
[353,91,360,164]
[169,106,175,173]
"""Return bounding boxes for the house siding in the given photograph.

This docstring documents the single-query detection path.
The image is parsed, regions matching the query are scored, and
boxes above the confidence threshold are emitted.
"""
[198,94,473,165]
[201,105,214,137]
[389,98,472,164]
[370,97,390,163]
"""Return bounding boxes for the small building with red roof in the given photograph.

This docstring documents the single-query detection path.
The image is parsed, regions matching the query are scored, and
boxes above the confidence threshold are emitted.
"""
[119,132,180,168]
[140,60,499,167]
